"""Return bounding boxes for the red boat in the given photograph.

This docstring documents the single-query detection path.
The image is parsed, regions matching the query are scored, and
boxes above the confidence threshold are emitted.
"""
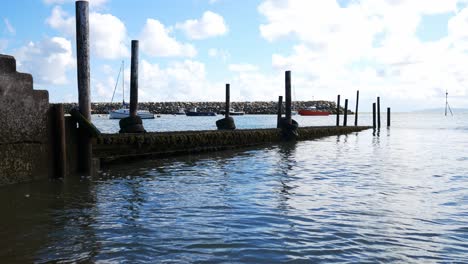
[298,107,330,116]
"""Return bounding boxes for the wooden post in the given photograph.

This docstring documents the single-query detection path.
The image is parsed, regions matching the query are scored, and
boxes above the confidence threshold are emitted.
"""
[336,94,340,126]
[52,104,67,178]
[354,90,359,126]
[285,71,292,125]
[343,99,348,126]
[277,96,283,128]
[387,107,391,127]
[75,0,91,173]
[372,103,376,129]
[130,40,139,117]
[225,83,230,118]
[377,96,381,129]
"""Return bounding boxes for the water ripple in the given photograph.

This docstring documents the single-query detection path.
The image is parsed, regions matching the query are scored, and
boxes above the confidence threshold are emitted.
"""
[1,113,468,263]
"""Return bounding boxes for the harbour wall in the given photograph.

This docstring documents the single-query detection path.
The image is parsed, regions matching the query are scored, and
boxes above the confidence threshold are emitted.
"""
[61,101,352,115]
[93,126,369,164]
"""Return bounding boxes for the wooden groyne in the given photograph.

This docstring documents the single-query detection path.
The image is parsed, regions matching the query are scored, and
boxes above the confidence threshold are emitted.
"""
[93,126,370,164]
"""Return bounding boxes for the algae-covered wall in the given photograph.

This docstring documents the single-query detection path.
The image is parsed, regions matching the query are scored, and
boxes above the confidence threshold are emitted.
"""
[0,54,50,185]
[94,126,370,163]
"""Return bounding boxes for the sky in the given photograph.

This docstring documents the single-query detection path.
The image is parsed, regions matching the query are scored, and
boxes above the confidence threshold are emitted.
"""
[1,0,468,111]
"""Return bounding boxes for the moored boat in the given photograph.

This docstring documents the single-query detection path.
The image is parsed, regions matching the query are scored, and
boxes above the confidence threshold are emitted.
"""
[108,60,155,119]
[298,106,330,116]
[174,108,186,115]
[186,108,216,116]
[220,108,245,116]
[109,108,155,119]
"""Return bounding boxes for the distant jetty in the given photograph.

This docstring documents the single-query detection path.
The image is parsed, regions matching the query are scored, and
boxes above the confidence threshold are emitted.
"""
[61,101,353,115]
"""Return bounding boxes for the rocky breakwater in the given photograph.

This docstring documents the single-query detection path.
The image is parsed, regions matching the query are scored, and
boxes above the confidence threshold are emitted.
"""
[62,100,352,115]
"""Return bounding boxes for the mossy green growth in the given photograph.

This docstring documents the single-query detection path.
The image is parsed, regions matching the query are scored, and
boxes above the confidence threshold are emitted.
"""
[93,126,371,160]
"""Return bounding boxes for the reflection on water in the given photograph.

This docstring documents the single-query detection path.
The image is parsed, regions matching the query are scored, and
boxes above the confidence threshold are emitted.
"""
[0,113,467,263]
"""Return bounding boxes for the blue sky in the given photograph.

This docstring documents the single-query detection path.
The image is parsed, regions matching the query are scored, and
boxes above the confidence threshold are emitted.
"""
[1,0,468,111]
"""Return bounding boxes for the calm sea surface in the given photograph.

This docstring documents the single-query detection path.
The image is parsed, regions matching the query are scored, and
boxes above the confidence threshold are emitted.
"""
[1,113,467,263]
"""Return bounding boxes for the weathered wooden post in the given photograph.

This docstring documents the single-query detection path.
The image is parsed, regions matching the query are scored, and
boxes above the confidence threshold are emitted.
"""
[343,99,348,126]
[354,90,359,126]
[216,83,235,130]
[277,95,283,128]
[225,83,230,118]
[279,71,298,139]
[387,107,391,127]
[377,96,381,129]
[130,40,139,117]
[336,94,341,126]
[285,71,292,125]
[51,104,67,178]
[119,40,146,133]
[75,0,91,173]
[372,102,376,129]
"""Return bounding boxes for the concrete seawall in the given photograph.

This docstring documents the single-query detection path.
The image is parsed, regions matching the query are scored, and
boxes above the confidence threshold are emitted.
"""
[94,126,370,163]
[0,54,50,185]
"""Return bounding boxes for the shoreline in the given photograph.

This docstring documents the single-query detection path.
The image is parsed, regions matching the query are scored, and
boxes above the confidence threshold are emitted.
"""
[60,101,353,115]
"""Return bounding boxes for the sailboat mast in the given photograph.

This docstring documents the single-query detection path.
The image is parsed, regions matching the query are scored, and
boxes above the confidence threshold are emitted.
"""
[445,90,454,116]
[445,90,448,116]
[122,60,125,105]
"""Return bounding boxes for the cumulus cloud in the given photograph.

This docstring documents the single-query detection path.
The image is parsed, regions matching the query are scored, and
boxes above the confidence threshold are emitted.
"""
[139,59,220,101]
[140,19,196,57]
[228,63,259,72]
[46,6,75,36]
[176,11,228,39]
[15,37,75,86]
[0,39,7,52]
[90,12,129,59]
[3,18,15,35]
[84,60,214,103]
[258,0,468,109]
[46,6,129,59]
[208,48,230,62]
[137,60,283,102]
[228,71,282,101]
[43,0,109,8]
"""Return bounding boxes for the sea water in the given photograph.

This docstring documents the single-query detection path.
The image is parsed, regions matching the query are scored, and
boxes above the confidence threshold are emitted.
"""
[0,113,467,263]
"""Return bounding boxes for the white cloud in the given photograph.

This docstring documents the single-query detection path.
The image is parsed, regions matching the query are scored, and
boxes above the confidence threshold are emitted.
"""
[46,6,75,36]
[90,12,129,59]
[0,39,7,52]
[225,70,294,102]
[3,18,15,35]
[139,59,220,101]
[176,11,228,40]
[208,48,230,62]
[93,75,117,101]
[15,37,75,86]
[46,7,129,59]
[138,60,281,102]
[140,19,197,57]
[257,0,468,109]
[43,0,109,8]
[228,63,259,72]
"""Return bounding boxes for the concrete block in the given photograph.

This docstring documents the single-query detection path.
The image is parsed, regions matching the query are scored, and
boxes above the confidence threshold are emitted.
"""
[0,54,50,185]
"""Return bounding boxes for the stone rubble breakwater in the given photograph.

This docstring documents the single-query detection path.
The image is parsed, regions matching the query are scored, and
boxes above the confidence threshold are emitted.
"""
[62,101,352,115]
